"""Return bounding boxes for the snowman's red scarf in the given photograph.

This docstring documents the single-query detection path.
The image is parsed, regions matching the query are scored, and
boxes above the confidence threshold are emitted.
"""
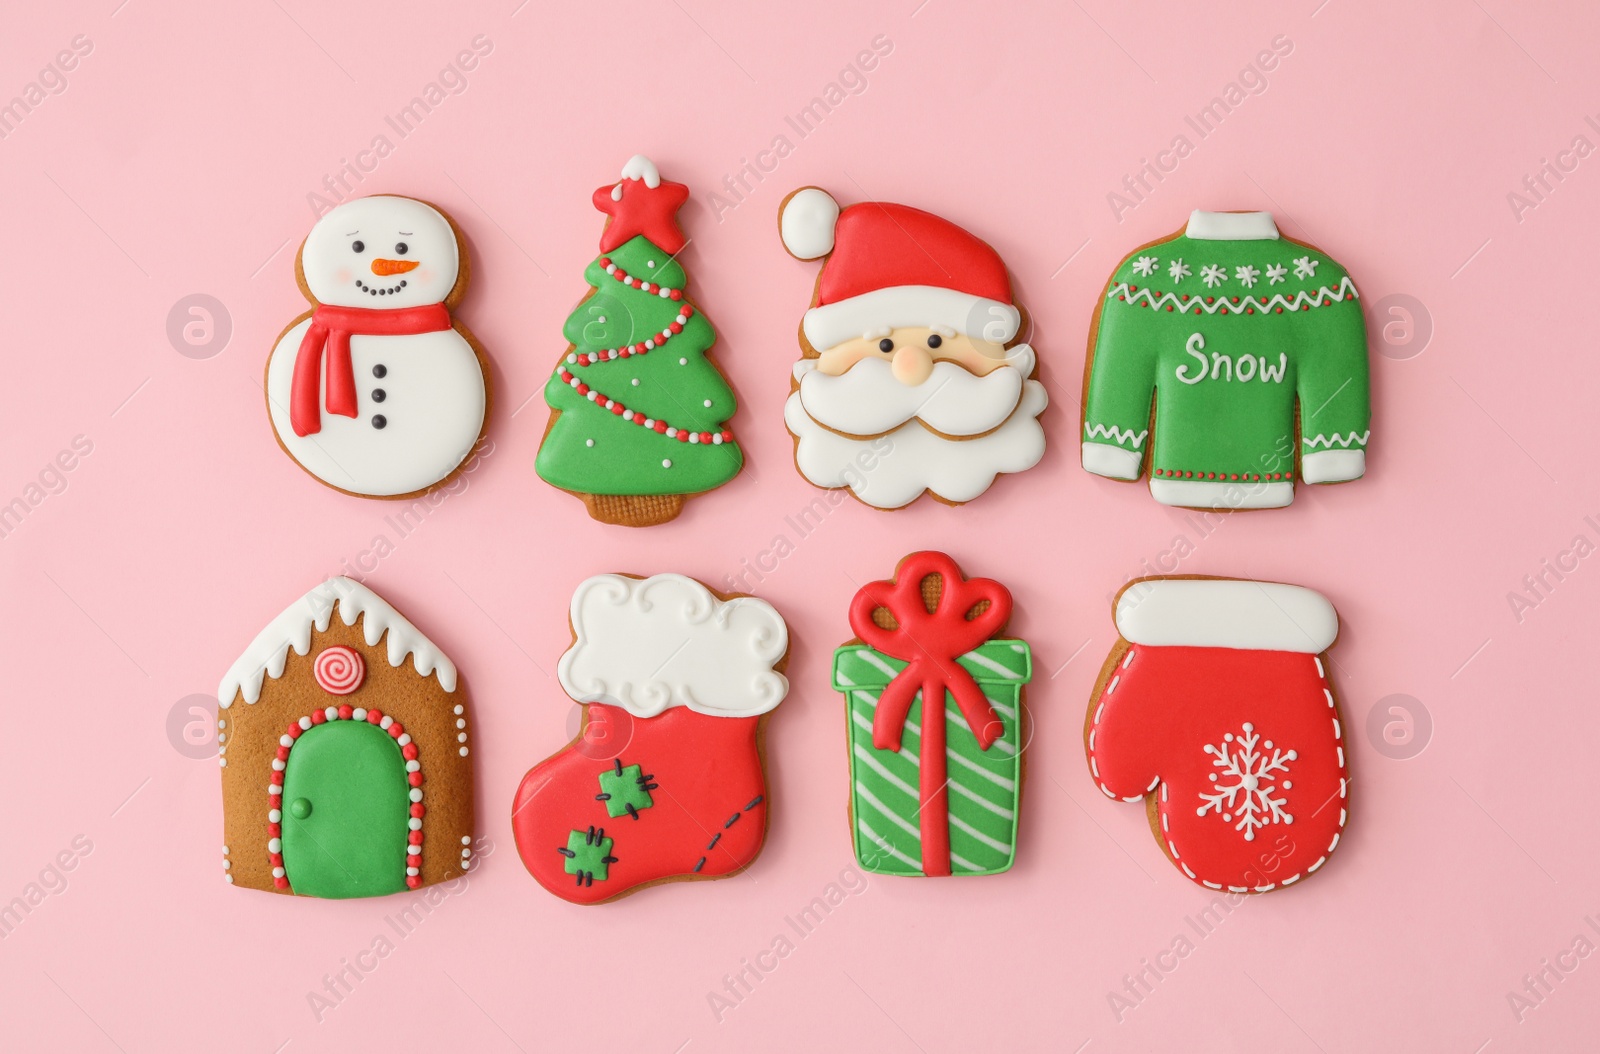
[290,303,452,436]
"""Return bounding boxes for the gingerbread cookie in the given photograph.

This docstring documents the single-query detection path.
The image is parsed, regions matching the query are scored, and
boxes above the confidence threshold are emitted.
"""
[512,573,788,903]
[778,188,1047,509]
[1080,210,1370,509]
[265,195,491,499]
[217,577,474,899]
[1084,576,1350,892]
[535,156,742,527]
[832,552,1033,876]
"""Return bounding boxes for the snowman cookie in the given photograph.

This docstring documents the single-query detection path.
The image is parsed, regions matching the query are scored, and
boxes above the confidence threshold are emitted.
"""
[265,195,491,498]
[778,188,1048,510]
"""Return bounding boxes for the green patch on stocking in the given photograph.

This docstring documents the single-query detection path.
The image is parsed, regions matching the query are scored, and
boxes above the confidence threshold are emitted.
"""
[596,759,656,819]
[560,827,616,884]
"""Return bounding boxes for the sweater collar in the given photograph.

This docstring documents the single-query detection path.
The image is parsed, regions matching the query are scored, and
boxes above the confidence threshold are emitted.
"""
[1186,210,1279,240]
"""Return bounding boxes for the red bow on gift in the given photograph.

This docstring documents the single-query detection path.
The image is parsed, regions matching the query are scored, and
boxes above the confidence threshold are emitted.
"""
[848,551,1013,876]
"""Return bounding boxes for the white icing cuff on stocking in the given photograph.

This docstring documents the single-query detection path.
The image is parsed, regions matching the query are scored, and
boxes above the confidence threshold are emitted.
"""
[1115,578,1338,653]
[1185,210,1279,240]
[1302,449,1366,484]
[559,573,789,719]
[1082,442,1143,480]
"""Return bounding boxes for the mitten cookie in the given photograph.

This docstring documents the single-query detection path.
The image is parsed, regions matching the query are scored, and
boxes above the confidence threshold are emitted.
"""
[1085,576,1349,892]
[1081,210,1369,509]
[535,156,743,526]
[779,188,1047,509]
[217,578,474,899]
[833,552,1033,876]
[265,195,491,498]
[512,573,788,903]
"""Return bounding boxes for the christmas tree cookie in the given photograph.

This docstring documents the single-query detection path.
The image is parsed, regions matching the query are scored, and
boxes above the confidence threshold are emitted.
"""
[512,573,789,904]
[535,156,742,526]
[1081,210,1370,510]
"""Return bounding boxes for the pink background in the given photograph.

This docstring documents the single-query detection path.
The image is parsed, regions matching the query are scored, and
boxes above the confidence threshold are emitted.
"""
[2,0,1596,1050]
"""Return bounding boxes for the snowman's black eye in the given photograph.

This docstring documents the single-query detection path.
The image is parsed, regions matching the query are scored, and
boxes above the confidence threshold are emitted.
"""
[927,334,943,349]
[395,242,408,255]
[878,338,894,353]
[351,240,365,253]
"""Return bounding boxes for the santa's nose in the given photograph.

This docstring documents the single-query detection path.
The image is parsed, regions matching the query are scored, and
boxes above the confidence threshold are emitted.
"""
[891,346,933,386]
[372,258,420,276]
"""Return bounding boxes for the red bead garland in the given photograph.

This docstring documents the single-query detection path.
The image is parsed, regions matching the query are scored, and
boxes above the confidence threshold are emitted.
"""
[570,303,694,367]
[554,367,733,446]
[600,256,684,300]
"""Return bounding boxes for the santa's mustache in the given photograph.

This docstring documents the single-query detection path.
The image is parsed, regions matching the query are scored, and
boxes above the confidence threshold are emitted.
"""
[797,346,1033,439]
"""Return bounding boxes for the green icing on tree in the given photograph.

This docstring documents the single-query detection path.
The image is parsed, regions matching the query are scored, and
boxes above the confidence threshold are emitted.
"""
[536,235,742,499]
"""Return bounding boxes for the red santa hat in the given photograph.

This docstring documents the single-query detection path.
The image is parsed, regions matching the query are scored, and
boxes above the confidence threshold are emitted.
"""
[778,188,1020,351]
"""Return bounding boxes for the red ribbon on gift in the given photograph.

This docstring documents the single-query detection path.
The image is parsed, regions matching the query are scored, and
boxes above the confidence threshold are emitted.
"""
[848,551,1013,877]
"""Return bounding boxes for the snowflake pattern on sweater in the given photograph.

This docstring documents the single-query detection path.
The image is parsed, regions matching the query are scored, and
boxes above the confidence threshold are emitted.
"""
[1081,211,1370,509]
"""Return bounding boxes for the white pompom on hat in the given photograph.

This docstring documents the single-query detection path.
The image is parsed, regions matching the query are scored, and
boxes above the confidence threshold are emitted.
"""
[778,187,841,261]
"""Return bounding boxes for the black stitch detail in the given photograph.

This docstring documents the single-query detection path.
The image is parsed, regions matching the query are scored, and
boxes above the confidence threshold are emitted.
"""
[693,857,706,873]
[602,856,618,864]
[596,792,612,801]
[613,758,624,774]
[625,803,639,820]
[744,795,764,811]
[723,812,741,829]
[557,847,576,858]
[706,832,721,850]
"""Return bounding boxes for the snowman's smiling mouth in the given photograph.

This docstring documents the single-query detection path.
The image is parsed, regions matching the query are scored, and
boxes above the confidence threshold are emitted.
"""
[354,278,409,297]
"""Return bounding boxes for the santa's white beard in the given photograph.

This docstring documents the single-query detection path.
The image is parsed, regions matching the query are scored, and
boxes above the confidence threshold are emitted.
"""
[784,359,1048,509]
[797,345,1035,438]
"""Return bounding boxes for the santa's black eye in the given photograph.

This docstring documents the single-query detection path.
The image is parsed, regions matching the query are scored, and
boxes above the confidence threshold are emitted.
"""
[878,338,894,353]
[395,242,408,255]
[927,334,943,349]
[351,240,365,253]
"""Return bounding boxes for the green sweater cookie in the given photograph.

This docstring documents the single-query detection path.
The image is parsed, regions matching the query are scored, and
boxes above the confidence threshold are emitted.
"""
[1081,211,1370,510]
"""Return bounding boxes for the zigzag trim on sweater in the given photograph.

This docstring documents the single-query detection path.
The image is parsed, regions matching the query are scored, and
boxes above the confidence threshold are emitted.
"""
[1084,422,1148,448]
[1302,430,1370,450]
[1106,275,1359,316]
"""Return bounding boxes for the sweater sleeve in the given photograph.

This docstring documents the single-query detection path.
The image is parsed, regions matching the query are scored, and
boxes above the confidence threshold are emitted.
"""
[1081,275,1157,481]
[1296,270,1371,484]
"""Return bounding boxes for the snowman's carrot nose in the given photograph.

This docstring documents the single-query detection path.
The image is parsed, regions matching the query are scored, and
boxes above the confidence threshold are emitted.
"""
[371,258,420,276]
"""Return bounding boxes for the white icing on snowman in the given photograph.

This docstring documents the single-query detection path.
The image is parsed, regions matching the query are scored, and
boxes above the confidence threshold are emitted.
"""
[265,195,487,497]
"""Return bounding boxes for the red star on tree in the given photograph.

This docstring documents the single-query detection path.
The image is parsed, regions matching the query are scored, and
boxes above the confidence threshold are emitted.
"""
[593,175,689,254]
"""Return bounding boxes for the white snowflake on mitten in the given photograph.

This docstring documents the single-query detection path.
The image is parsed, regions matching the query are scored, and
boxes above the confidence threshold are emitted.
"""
[1292,255,1319,279]
[1200,264,1227,288]
[1235,265,1260,288]
[1196,722,1295,841]
[1168,258,1190,282]
[1132,255,1158,277]
[1265,263,1288,284]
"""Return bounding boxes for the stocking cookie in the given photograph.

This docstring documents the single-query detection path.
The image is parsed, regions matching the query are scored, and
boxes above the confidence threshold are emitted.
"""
[535,156,743,526]
[778,188,1047,509]
[265,195,491,498]
[1084,576,1350,892]
[512,573,788,904]
[216,577,474,899]
[1081,210,1370,509]
[832,552,1033,876]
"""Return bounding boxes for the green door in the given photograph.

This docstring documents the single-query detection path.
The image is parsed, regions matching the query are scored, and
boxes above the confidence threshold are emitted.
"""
[281,720,410,899]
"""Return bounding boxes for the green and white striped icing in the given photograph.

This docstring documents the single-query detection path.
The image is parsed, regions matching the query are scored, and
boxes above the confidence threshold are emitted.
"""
[833,641,1031,876]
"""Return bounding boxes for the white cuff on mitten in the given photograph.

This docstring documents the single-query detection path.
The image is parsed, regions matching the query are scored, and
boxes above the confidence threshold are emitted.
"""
[1083,443,1143,480]
[1302,449,1365,484]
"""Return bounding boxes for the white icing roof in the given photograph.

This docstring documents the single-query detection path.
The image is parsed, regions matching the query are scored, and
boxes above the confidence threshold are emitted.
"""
[218,577,457,708]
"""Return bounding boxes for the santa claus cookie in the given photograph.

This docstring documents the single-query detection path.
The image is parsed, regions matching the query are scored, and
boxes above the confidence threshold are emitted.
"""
[512,573,788,904]
[265,195,491,498]
[1081,210,1370,509]
[778,188,1047,510]
[1085,576,1350,893]
[216,577,474,899]
[535,156,742,527]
